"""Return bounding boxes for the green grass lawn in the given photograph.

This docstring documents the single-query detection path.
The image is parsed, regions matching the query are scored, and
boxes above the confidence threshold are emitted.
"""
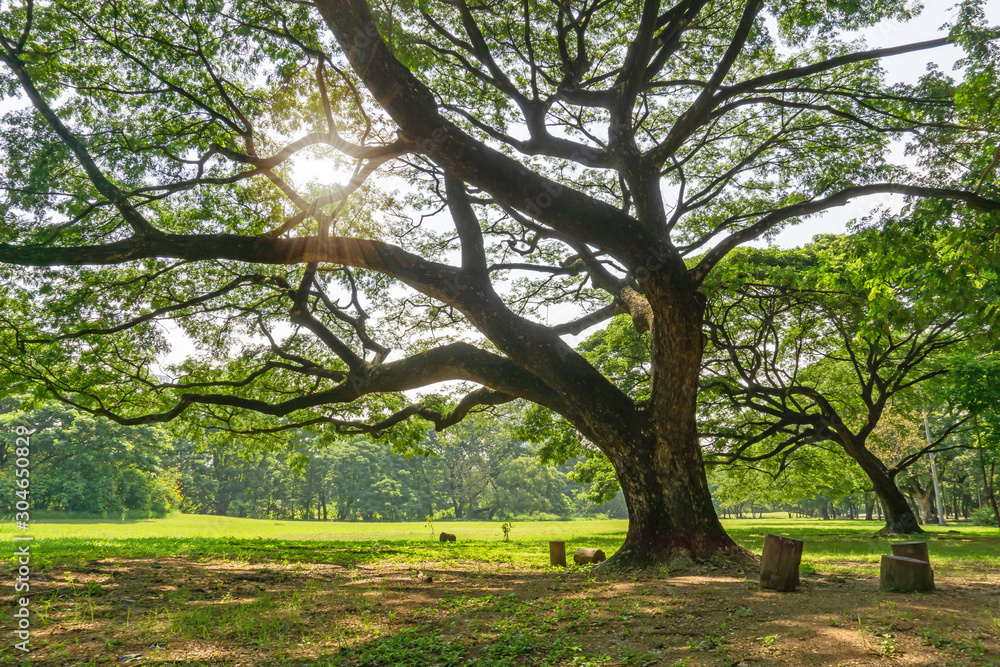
[9,512,627,542]
[4,513,997,574]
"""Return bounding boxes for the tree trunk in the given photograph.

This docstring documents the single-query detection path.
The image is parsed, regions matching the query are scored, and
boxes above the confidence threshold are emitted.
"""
[880,555,934,592]
[759,534,803,592]
[980,449,1000,530]
[908,481,935,524]
[975,420,1000,530]
[840,442,922,535]
[601,285,745,569]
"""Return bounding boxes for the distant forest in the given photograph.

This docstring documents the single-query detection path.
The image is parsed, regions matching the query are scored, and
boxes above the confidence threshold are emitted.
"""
[0,397,625,522]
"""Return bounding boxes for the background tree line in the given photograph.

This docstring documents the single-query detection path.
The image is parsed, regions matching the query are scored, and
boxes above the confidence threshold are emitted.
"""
[0,398,624,521]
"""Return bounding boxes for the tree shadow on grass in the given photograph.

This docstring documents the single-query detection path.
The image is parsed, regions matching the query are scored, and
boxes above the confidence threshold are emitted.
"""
[10,536,420,573]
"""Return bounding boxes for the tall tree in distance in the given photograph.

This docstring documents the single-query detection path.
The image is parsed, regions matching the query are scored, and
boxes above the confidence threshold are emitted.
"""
[701,234,990,534]
[950,353,1000,529]
[1,0,998,566]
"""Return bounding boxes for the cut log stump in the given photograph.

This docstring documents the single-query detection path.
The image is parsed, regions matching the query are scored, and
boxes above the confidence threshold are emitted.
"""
[890,541,929,563]
[573,547,606,564]
[759,533,804,592]
[439,532,456,543]
[549,541,567,567]
[880,555,934,592]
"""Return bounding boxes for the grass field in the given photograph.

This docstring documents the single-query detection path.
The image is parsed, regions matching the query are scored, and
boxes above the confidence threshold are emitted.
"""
[2,515,999,666]
[5,513,997,574]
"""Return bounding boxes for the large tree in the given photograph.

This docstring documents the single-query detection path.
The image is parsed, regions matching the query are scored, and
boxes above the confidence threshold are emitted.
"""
[700,234,989,534]
[1,0,998,566]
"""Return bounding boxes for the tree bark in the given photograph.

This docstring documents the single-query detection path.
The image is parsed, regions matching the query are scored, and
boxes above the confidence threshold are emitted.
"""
[759,534,803,592]
[574,548,607,564]
[880,555,934,592]
[907,480,935,524]
[600,284,745,568]
[980,448,1000,530]
[841,441,922,535]
[975,420,1000,530]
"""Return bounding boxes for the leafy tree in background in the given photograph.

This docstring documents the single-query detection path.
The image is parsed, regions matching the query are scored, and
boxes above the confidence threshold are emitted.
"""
[1,0,999,565]
[0,397,179,515]
[700,233,990,533]
[709,442,868,519]
[494,455,574,518]
[429,413,523,519]
[167,438,278,516]
[950,353,1000,528]
[315,437,410,520]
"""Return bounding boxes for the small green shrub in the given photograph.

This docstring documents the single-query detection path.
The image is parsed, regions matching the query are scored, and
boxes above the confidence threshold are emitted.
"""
[971,506,998,526]
[501,521,514,542]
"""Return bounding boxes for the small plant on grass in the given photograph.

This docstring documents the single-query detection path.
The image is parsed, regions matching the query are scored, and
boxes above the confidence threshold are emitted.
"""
[986,610,1000,636]
[424,514,435,538]
[878,634,899,657]
[501,521,514,542]
[959,638,987,656]
[690,632,729,653]
[916,628,949,648]
[758,633,780,655]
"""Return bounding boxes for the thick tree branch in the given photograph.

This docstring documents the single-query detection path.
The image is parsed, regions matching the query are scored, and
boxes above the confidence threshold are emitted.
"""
[312,0,657,268]
[50,341,566,428]
[444,174,487,274]
[0,234,468,308]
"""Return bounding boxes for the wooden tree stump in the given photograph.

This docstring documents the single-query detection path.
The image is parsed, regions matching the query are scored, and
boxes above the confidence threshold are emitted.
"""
[759,533,804,592]
[880,555,934,592]
[549,541,567,567]
[890,541,929,563]
[573,547,606,564]
[439,532,456,543]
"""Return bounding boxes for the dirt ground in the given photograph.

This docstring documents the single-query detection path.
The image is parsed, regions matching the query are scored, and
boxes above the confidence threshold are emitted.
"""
[8,556,1000,666]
